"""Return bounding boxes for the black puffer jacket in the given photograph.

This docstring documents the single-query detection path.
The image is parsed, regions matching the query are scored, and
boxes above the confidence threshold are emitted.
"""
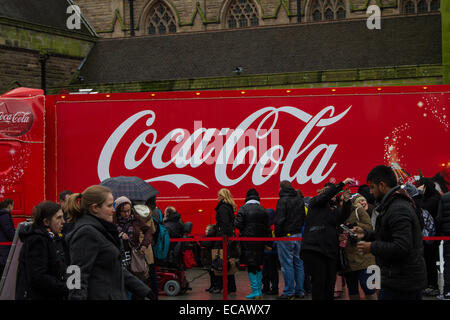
[0,209,15,266]
[164,211,184,239]
[163,211,186,267]
[235,201,271,266]
[274,187,305,237]
[15,225,69,300]
[437,192,450,236]
[301,182,351,260]
[215,201,236,237]
[364,186,427,293]
[422,190,441,219]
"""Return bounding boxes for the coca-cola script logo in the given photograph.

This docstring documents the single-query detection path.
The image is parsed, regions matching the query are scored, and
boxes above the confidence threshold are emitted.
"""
[0,101,33,137]
[98,106,352,188]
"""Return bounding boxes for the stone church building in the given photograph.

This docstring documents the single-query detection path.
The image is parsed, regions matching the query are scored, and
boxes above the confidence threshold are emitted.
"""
[0,0,448,94]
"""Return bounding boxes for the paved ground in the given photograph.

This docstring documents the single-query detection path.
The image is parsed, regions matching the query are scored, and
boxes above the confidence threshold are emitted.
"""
[159,267,443,300]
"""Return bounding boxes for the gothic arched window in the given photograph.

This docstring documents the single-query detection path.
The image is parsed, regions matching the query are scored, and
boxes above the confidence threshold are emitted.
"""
[337,7,346,19]
[405,1,415,13]
[313,9,322,21]
[418,0,428,12]
[146,1,177,35]
[226,0,259,29]
[309,0,346,22]
[430,0,440,11]
[403,0,440,14]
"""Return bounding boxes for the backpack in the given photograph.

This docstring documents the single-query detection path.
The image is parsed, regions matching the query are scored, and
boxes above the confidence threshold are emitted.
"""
[422,208,436,244]
[152,208,170,260]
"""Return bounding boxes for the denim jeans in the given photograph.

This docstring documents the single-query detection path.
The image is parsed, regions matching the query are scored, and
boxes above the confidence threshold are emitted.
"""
[276,234,304,296]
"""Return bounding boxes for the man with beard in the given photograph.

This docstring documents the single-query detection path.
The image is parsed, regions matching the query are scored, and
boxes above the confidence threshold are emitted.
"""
[353,165,427,300]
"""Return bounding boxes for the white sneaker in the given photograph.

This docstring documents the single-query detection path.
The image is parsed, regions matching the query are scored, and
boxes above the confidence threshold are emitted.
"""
[436,293,450,300]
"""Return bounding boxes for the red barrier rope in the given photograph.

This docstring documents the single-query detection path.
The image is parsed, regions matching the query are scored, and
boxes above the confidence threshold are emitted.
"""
[169,236,450,242]
[3,237,450,245]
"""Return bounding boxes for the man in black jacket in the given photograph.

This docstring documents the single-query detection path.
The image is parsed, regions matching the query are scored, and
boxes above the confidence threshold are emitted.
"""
[354,165,427,300]
[274,180,306,300]
[300,178,354,300]
[436,191,450,300]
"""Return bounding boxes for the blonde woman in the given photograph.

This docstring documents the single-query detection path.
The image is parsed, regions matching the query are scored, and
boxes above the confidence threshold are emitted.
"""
[65,185,154,300]
[216,188,237,237]
[214,188,238,294]
[341,194,377,300]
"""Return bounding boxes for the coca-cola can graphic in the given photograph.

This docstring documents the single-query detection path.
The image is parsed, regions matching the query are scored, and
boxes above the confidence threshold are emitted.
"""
[0,100,34,137]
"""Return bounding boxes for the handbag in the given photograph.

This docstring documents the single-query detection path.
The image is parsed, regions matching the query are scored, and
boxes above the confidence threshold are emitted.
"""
[130,247,149,279]
[211,249,238,276]
[211,249,223,271]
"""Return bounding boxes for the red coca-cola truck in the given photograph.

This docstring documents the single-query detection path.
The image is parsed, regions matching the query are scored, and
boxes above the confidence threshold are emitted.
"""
[1,86,449,234]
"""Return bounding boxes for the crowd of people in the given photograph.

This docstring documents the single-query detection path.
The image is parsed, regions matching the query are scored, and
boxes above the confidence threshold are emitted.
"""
[1,164,449,300]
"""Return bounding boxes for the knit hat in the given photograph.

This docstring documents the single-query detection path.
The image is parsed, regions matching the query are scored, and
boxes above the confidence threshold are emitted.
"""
[403,183,419,198]
[134,204,150,218]
[114,196,132,209]
[245,188,260,202]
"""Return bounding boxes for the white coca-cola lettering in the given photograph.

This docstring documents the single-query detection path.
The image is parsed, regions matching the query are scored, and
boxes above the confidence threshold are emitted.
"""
[0,111,31,124]
[0,101,34,137]
[97,105,351,188]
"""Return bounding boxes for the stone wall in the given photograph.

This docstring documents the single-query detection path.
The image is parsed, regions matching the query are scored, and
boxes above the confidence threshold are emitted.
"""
[75,0,421,38]
[0,20,95,93]
[49,64,443,94]
[0,47,83,93]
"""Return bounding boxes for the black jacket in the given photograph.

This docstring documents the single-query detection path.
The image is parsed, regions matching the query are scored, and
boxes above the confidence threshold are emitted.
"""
[163,211,186,267]
[274,187,306,237]
[164,211,185,239]
[15,225,69,300]
[200,226,221,250]
[235,201,271,266]
[422,190,441,219]
[301,182,351,260]
[0,209,15,266]
[364,186,427,292]
[437,192,450,236]
[66,213,151,300]
[215,201,236,237]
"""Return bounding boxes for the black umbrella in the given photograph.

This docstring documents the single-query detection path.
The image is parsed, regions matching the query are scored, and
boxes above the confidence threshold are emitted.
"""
[99,176,159,202]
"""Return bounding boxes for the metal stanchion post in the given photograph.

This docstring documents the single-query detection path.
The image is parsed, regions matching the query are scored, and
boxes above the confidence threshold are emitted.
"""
[223,235,228,300]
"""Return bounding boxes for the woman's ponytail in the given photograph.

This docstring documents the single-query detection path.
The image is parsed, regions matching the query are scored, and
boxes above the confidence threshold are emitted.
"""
[64,185,112,222]
[65,193,83,223]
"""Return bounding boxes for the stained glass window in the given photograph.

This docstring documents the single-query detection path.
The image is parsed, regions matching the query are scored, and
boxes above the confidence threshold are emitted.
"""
[147,2,177,35]
[227,0,259,28]
[310,0,347,22]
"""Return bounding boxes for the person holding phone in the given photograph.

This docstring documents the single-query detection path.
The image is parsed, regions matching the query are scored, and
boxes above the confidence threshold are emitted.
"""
[300,178,355,300]
[352,165,426,300]
[339,195,377,300]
